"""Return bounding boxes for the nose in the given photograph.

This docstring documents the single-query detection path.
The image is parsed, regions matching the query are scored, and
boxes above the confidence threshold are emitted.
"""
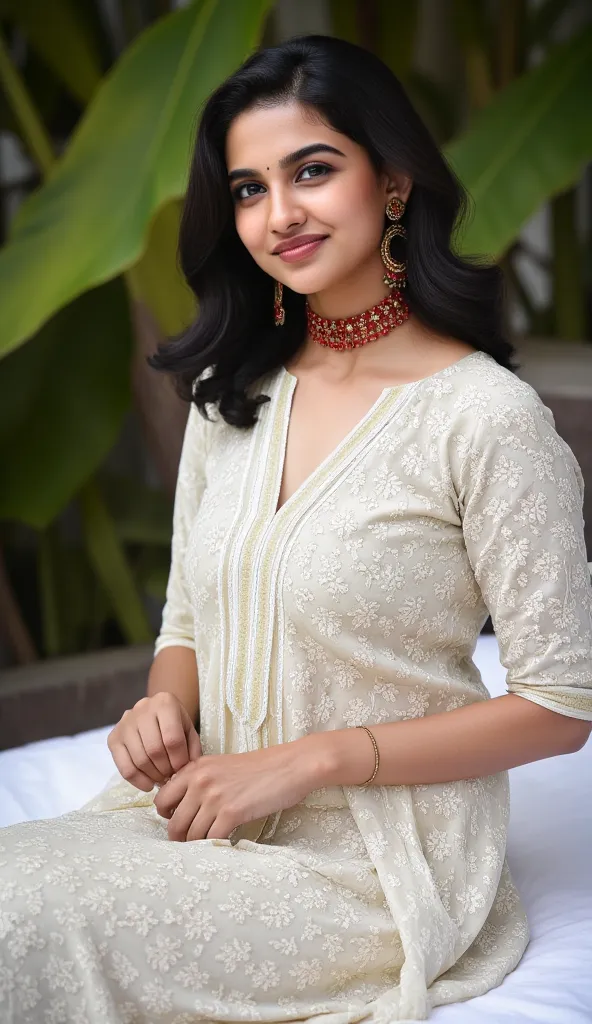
[267,184,305,234]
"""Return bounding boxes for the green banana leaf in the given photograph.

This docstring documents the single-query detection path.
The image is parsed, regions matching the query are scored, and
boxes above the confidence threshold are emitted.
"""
[446,26,592,259]
[127,200,196,336]
[0,0,273,360]
[0,278,132,528]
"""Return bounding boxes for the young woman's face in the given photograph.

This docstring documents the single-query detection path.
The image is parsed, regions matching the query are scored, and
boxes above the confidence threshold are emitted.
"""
[225,101,396,296]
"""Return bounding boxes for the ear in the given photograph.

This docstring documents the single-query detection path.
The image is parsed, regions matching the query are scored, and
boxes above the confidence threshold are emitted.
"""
[385,172,413,206]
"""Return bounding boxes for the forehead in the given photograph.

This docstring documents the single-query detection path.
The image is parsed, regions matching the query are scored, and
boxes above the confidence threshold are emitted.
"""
[225,101,350,167]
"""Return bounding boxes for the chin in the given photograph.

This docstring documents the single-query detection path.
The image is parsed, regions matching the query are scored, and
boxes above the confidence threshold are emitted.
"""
[282,268,344,297]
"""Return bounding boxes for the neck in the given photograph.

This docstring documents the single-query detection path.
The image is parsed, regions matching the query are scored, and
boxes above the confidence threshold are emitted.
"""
[293,312,431,381]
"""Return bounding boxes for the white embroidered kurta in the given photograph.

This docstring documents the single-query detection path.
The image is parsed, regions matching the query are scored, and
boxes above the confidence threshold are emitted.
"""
[1,349,592,1024]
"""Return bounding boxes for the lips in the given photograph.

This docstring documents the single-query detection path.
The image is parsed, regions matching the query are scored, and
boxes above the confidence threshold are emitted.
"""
[276,237,328,262]
[273,234,328,255]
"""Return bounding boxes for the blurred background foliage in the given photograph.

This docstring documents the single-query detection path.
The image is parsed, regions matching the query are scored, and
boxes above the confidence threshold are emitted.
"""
[0,0,590,667]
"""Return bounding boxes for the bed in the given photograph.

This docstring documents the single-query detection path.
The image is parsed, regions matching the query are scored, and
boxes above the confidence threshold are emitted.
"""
[1,633,590,1024]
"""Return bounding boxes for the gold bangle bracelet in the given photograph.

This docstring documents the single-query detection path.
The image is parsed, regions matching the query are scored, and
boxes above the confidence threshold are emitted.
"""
[358,725,380,786]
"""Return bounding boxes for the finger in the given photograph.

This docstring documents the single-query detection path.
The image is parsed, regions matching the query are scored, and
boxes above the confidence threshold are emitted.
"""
[172,800,216,843]
[137,714,175,780]
[166,794,204,843]
[123,728,167,786]
[204,812,237,842]
[154,772,188,820]
[109,741,154,792]
[187,727,202,763]
[156,706,191,774]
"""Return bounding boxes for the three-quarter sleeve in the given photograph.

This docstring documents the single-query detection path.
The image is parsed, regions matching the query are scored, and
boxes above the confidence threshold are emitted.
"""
[153,398,210,658]
[456,390,592,721]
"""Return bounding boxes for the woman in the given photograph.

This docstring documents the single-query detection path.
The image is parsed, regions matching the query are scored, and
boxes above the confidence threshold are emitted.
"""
[1,33,591,1024]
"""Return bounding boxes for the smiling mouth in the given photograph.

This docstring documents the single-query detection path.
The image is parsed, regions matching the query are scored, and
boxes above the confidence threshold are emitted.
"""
[276,237,328,259]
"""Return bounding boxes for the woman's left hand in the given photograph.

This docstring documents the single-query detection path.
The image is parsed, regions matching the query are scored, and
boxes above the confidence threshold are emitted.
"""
[153,741,318,842]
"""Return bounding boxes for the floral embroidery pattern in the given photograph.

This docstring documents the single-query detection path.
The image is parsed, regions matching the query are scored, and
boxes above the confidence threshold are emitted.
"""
[1,351,590,1021]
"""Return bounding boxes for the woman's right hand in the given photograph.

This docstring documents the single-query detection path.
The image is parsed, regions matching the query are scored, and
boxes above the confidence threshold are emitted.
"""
[107,691,202,792]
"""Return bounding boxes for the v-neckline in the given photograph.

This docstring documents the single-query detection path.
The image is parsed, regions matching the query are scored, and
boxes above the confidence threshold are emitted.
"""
[271,350,484,521]
[271,366,404,521]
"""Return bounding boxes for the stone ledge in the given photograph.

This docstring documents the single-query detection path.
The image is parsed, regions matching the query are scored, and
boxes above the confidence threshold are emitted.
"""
[0,645,153,751]
[514,338,592,399]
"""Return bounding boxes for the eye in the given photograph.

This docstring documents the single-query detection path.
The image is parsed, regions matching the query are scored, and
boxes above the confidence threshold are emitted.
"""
[231,163,333,202]
[232,181,264,202]
[297,162,332,181]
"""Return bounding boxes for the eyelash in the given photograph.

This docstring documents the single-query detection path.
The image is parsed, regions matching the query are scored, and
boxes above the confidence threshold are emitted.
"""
[231,162,333,202]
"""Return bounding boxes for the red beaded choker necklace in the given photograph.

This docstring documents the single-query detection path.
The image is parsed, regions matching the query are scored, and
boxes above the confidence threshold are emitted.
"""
[305,290,410,351]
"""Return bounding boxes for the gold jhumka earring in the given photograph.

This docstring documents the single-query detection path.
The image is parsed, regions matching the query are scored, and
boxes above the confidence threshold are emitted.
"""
[380,196,407,290]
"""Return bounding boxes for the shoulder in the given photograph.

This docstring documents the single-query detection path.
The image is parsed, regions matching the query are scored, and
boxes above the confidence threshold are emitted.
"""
[405,350,583,482]
[425,352,584,497]
[416,350,556,436]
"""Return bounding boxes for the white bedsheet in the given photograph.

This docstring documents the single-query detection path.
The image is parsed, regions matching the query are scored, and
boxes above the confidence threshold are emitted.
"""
[0,634,590,1023]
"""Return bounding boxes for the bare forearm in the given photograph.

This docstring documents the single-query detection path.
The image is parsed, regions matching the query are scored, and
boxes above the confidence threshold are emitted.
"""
[300,694,591,789]
[146,646,199,726]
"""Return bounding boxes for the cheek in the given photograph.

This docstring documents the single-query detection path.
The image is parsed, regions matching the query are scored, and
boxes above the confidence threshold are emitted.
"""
[235,208,267,257]
[324,182,383,240]
[331,205,382,255]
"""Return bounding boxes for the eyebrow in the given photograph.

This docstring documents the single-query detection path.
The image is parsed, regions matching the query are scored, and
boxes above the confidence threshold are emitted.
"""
[227,143,346,183]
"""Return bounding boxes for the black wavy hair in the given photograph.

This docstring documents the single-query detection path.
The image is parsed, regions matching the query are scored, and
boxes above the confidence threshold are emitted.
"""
[149,33,517,428]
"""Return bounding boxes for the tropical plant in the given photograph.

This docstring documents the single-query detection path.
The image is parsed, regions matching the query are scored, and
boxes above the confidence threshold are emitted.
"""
[0,0,275,662]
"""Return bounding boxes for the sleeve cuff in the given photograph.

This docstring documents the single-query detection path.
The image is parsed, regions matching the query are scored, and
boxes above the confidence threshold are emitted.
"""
[153,637,196,658]
[508,687,592,722]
